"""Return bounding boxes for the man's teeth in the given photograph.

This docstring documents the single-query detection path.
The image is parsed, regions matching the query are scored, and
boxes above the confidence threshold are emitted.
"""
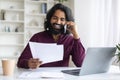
[54,24,61,29]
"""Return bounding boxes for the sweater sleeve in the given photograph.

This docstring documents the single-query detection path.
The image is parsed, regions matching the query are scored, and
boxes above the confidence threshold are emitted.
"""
[71,38,85,67]
[17,34,39,68]
[17,43,32,69]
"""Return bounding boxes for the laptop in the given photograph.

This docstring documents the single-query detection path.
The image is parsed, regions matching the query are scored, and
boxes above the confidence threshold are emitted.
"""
[61,47,116,76]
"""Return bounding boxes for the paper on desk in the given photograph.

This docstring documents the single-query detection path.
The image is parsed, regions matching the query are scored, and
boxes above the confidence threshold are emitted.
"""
[29,42,64,64]
[19,71,64,79]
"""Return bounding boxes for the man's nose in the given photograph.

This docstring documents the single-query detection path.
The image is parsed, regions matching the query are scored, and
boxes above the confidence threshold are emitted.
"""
[56,19,61,24]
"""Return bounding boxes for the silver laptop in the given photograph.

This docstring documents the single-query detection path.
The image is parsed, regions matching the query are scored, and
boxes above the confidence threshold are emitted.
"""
[61,47,116,76]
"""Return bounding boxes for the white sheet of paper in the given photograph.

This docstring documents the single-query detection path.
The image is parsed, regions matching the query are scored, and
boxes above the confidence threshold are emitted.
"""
[29,42,64,64]
[19,71,64,79]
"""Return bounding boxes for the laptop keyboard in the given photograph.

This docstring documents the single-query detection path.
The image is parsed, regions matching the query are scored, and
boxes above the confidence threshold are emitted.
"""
[61,69,81,76]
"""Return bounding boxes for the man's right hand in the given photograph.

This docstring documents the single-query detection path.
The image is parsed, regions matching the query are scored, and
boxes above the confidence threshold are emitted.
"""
[28,58,42,69]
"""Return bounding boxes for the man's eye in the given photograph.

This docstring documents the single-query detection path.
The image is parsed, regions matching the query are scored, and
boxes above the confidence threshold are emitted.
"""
[61,18,65,21]
[52,17,57,20]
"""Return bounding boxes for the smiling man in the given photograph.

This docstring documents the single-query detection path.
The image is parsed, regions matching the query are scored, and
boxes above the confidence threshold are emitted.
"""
[17,3,85,69]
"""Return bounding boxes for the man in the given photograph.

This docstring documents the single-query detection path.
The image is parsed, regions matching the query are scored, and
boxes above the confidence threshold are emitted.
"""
[17,3,85,69]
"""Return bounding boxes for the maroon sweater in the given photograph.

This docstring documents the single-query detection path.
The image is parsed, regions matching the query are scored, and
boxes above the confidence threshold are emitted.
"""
[17,31,85,68]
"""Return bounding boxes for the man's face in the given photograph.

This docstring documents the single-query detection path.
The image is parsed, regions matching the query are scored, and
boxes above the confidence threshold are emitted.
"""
[50,9,66,35]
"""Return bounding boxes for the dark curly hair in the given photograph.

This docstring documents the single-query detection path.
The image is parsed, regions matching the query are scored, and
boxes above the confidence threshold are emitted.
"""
[44,3,74,34]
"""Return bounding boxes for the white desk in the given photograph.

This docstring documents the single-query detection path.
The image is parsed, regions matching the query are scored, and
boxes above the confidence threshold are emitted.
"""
[0,65,120,80]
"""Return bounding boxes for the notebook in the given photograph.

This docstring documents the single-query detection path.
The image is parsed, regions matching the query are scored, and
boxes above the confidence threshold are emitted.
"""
[61,47,116,76]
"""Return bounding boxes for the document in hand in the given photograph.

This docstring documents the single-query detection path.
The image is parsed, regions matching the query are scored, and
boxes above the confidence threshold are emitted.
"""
[29,42,64,64]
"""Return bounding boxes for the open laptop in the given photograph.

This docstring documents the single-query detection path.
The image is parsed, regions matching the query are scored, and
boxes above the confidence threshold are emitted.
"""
[61,47,116,76]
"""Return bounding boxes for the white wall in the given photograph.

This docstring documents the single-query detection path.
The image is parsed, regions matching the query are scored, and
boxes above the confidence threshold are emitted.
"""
[73,0,93,49]
[67,0,93,66]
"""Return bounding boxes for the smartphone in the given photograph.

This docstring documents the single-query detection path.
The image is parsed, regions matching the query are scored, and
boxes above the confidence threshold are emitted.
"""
[64,24,67,33]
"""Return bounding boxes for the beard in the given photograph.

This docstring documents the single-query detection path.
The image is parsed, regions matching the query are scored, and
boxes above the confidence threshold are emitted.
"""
[48,23,64,35]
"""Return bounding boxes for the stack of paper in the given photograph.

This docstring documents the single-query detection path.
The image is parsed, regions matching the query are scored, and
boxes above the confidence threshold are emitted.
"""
[29,42,64,64]
[19,71,64,79]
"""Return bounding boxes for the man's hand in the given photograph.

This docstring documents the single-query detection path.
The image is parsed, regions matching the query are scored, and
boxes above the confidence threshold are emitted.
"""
[66,21,80,39]
[28,58,42,69]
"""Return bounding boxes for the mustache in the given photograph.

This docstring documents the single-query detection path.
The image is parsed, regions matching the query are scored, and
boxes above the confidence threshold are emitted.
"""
[48,23,65,35]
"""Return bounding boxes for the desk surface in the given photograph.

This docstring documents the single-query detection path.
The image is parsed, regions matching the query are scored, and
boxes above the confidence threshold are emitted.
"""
[0,65,120,80]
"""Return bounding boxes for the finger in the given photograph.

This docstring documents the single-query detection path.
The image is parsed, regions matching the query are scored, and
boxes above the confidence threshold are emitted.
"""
[30,66,37,69]
[30,63,38,69]
[29,58,33,61]
[29,58,37,63]
[29,64,35,69]
[33,61,41,66]
[39,61,42,64]
[28,59,37,68]
[38,61,42,66]
[32,62,40,69]
[34,58,39,61]
[67,26,72,30]
[29,59,42,69]
[31,58,39,63]
[66,21,74,27]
